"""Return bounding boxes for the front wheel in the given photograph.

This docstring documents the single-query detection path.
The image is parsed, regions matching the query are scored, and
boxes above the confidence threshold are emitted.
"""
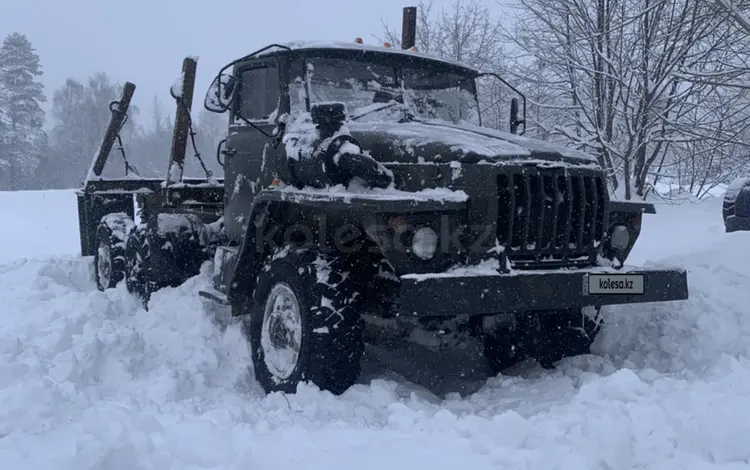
[482,326,527,374]
[482,307,604,373]
[533,306,604,368]
[240,246,364,395]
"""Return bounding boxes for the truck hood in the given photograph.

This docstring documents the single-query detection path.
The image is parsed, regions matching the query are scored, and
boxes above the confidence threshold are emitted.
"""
[347,120,598,166]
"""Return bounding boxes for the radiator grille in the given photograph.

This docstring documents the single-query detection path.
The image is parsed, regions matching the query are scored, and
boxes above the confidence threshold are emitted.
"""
[497,168,607,269]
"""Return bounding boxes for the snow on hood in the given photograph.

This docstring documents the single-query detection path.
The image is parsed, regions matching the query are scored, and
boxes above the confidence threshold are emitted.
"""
[347,120,599,166]
[276,181,468,203]
[434,121,598,162]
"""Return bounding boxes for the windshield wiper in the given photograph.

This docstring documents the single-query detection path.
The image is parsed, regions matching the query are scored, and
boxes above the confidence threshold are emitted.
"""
[350,101,400,120]
[349,100,415,123]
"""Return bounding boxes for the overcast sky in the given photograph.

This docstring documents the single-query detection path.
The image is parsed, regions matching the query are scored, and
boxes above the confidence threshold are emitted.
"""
[2,0,499,126]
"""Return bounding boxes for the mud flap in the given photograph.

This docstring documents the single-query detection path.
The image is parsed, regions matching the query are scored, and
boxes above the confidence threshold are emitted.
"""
[145,213,210,289]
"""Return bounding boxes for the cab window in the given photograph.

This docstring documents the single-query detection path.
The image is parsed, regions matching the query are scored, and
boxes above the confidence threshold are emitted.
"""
[237,64,280,121]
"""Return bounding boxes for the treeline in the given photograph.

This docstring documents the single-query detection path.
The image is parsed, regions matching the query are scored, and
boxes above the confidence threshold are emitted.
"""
[43,74,226,188]
[0,33,225,191]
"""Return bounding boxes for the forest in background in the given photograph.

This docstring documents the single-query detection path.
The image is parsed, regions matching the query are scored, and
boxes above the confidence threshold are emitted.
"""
[0,33,227,192]
[2,0,750,199]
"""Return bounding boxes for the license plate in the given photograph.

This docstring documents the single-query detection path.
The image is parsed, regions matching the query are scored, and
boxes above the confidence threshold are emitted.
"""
[585,274,644,295]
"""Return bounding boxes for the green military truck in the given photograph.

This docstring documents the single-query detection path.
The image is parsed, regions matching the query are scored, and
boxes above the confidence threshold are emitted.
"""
[77,14,688,396]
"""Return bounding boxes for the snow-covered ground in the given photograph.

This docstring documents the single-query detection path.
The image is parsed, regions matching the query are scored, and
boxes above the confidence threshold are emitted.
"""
[1,189,749,469]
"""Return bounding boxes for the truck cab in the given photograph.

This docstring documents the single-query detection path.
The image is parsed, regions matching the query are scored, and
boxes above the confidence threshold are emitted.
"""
[219,42,515,244]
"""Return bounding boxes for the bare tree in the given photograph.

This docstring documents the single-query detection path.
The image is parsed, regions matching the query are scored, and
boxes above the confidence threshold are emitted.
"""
[43,73,139,188]
[504,0,750,199]
[381,2,506,71]
[381,0,519,131]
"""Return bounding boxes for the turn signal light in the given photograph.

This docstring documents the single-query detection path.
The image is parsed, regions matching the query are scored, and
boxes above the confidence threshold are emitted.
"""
[388,215,407,230]
[629,213,642,231]
[384,42,392,48]
[354,37,363,44]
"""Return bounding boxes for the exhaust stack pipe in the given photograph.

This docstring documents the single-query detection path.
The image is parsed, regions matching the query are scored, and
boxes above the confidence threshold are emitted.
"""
[401,6,417,49]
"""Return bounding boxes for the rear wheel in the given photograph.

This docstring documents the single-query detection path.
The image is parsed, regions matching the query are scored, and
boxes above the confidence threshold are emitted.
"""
[94,213,134,291]
[124,223,152,307]
[124,213,210,308]
[239,246,365,395]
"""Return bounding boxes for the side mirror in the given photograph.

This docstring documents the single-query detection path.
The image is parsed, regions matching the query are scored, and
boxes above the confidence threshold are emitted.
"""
[204,73,237,113]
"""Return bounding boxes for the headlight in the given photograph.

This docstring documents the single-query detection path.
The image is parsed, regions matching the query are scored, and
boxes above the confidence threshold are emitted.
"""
[609,225,630,251]
[411,227,438,259]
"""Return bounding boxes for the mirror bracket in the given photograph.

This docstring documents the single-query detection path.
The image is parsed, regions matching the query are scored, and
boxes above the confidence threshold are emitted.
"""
[477,72,527,136]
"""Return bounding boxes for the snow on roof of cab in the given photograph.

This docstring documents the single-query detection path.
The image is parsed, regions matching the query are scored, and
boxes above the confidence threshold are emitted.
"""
[255,41,479,73]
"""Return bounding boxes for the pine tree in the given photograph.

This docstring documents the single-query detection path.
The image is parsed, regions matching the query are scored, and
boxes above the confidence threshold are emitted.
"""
[0,104,8,182]
[0,33,46,190]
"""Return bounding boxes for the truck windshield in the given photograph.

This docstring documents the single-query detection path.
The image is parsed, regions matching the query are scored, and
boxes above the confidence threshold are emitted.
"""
[290,56,481,126]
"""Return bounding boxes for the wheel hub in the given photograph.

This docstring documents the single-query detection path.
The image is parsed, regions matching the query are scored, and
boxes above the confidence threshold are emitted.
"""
[260,283,303,381]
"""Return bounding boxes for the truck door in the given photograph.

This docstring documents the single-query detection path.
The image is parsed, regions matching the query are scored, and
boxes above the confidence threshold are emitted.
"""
[224,60,282,242]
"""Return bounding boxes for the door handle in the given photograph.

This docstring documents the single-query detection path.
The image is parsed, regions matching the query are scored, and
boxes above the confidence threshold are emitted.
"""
[218,148,235,167]
[216,138,233,167]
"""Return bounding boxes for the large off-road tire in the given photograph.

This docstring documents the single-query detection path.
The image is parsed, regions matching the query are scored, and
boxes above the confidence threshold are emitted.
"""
[482,325,527,374]
[241,246,364,395]
[124,213,209,308]
[125,223,152,307]
[94,212,134,291]
[482,307,603,373]
[533,307,603,368]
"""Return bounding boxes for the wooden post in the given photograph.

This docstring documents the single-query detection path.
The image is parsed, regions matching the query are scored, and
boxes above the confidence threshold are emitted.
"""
[401,6,417,50]
[89,81,136,177]
[166,57,198,184]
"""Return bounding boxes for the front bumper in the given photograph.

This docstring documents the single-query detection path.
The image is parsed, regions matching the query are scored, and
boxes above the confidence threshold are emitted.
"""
[396,266,689,317]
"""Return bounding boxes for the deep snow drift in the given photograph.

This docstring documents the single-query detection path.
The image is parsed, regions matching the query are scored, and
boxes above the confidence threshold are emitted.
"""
[1,189,750,469]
